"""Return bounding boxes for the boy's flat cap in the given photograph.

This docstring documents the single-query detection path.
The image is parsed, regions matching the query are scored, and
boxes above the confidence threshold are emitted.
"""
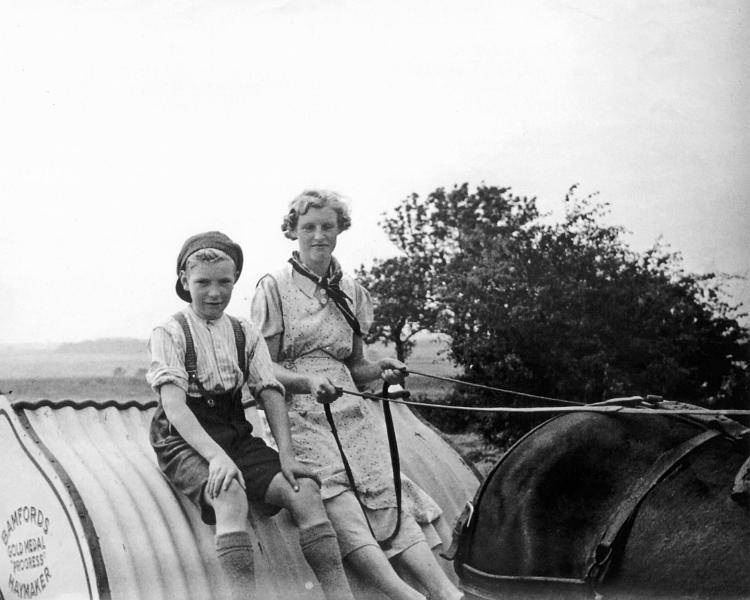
[175,231,244,302]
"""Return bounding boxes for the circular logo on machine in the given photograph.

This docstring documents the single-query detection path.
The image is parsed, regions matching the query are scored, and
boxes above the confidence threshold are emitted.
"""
[1,409,99,600]
[2,505,53,598]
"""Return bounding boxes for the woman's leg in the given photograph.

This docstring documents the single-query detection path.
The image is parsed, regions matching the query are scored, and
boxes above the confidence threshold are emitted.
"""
[209,480,254,600]
[393,541,463,600]
[265,475,354,600]
[323,492,425,600]
[346,544,426,600]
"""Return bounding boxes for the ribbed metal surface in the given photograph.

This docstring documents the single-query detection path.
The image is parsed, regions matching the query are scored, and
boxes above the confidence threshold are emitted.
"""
[2,394,479,600]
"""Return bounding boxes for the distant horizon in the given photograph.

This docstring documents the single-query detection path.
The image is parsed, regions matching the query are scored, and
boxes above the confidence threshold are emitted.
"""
[0,331,454,383]
[0,338,147,352]
[0,329,452,350]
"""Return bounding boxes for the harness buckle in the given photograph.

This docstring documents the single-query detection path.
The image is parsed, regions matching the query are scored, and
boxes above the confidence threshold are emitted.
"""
[440,500,474,561]
[587,543,612,583]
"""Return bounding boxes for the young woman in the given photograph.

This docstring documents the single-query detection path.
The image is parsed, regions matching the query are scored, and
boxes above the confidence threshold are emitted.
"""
[251,192,463,600]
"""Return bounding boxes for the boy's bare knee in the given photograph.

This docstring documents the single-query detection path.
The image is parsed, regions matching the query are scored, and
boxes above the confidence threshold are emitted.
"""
[211,482,249,534]
[297,476,321,496]
[286,478,327,523]
[291,477,323,507]
[211,480,248,515]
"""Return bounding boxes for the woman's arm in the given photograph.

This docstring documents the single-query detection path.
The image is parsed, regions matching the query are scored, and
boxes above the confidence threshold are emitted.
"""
[252,278,339,402]
[160,383,245,496]
[346,335,405,388]
[265,334,314,394]
[265,333,341,402]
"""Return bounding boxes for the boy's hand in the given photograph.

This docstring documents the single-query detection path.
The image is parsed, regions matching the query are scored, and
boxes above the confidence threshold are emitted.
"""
[307,375,342,404]
[279,452,320,492]
[207,452,246,499]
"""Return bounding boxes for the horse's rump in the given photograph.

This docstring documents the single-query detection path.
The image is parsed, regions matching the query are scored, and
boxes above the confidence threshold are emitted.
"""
[454,409,750,599]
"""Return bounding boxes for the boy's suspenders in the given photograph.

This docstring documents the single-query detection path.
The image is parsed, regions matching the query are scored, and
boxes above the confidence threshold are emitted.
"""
[173,312,247,406]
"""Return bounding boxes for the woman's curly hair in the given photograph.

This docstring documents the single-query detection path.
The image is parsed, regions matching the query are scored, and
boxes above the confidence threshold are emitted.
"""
[281,189,352,240]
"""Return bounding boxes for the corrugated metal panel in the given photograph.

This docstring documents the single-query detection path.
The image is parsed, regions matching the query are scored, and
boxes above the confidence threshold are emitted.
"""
[1,394,479,600]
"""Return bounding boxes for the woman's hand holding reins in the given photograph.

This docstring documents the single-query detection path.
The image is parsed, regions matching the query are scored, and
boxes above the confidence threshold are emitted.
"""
[379,357,407,386]
[308,374,342,404]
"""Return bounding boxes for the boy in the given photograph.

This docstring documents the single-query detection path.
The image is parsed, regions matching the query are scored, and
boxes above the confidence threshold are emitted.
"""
[147,231,354,600]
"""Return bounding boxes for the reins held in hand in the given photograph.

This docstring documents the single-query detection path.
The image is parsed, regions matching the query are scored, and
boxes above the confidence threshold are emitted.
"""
[324,381,403,550]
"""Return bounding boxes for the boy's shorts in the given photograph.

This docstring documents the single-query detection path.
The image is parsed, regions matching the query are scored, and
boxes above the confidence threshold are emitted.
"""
[324,490,434,559]
[156,431,283,525]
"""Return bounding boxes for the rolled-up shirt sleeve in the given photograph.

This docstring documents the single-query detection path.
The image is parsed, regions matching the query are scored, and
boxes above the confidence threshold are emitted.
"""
[243,320,285,399]
[146,325,189,393]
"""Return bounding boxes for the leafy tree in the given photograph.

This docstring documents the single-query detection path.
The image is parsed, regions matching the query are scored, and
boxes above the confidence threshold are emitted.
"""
[358,184,539,360]
[356,256,439,361]
[362,183,749,444]
[356,192,447,360]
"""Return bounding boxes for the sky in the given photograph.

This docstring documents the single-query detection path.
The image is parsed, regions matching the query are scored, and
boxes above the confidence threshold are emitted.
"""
[1,0,748,345]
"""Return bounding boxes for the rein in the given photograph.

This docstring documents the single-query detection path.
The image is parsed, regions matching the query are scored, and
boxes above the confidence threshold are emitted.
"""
[333,369,750,417]
[340,393,750,417]
[405,368,585,406]
[296,262,407,550]
[324,382,403,550]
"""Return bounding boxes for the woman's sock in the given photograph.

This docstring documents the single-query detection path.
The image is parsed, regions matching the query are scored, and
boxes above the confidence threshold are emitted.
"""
[299,521,355,600]
[216,530,254,600]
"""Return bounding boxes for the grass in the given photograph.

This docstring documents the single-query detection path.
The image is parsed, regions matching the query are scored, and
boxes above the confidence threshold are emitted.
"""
[439,432,505,477]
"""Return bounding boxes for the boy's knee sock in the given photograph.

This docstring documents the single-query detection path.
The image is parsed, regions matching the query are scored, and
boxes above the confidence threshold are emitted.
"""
[299,521,355,600]
[216,530,254,600]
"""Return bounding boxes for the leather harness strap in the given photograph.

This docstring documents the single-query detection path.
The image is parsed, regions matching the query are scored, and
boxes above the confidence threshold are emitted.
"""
[302,265,405,551]
[586,428,722,583]
[173,312,246,405]
[731,455,750,504]
[228,317,247,378]
[324,381,403,550]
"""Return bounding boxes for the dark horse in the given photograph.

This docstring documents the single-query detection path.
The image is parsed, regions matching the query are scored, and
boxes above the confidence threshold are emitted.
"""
[451,404,750,599]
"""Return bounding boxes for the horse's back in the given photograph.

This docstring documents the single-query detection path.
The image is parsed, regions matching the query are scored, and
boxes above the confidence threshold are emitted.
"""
[614,425,750,597]
[456,410,750,599]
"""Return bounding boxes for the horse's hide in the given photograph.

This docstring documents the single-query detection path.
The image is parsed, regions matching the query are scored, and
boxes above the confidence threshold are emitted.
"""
[454,410,750,599]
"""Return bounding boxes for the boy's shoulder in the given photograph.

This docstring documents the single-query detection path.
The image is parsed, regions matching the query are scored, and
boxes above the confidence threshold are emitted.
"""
[150,309,260,345]
[150,308,189,340]
[232,313,263,340]
[223,312,251,330]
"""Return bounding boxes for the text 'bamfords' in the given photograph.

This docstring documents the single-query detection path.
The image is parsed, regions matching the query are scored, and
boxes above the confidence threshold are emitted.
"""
[2,507,49,546]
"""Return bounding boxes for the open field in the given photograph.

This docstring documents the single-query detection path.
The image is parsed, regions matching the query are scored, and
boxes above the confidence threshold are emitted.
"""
[0,350,150,379]
[0,336,503,475]
[0,334,460,401]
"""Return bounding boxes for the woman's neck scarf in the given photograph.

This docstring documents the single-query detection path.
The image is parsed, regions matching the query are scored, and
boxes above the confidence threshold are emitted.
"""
[288,251,363,336]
